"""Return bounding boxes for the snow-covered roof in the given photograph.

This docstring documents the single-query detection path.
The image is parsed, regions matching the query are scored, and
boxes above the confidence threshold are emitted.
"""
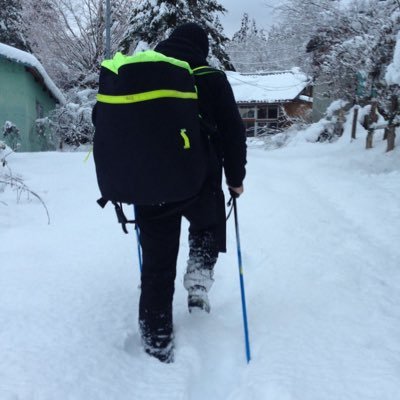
[385,31,400,86]
[226,68,311,103]
[0,42,65,104]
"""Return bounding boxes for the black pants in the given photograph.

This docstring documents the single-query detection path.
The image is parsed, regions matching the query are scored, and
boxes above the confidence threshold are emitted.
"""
[135,185,225,351]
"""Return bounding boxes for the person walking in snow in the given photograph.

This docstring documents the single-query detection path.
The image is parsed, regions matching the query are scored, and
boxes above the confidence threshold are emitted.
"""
[135,22,247,363]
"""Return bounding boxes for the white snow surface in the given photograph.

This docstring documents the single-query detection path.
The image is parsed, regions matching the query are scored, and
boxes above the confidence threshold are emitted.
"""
[0,42,65,104]
[1,129,400,399]
[226,69,310,103]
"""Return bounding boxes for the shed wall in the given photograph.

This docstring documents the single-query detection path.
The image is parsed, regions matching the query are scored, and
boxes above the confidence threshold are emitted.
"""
[0,57,57,151]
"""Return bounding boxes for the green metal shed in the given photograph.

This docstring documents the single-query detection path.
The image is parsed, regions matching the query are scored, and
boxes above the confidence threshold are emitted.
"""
[0,42,65,152]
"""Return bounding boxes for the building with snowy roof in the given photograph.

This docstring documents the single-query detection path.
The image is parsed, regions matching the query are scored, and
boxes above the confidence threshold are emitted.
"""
[226,69,312,136]
[0,43,65,151]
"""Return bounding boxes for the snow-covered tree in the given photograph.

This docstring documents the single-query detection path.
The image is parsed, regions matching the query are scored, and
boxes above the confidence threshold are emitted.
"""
[2,121,21,152]
[307,0,400,107]
[261,0,400,127]
[22,0,133,89]
[232,12,251,43]
[22,0,64,84]
[0,0,31,51]
[364,0,400,118]
[119,0,233,69]
[263,0,341,74]
[264,24,306,72]
[208,12,233,69]
[226,13,269,73]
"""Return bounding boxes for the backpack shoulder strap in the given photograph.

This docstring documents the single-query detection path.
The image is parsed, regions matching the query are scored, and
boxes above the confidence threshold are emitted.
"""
[192,66,223,136]
[193,66,225,77]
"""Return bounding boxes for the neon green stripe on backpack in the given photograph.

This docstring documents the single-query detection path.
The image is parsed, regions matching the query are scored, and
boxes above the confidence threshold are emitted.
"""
[97,89,198,104]
[101,50,193,75]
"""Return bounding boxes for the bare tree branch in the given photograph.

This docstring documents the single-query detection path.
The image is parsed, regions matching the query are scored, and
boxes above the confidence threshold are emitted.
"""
[0,176,51,224]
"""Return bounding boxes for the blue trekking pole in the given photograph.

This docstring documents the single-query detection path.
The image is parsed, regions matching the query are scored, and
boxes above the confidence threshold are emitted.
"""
[231,195,251,363]
[133,206,142,273]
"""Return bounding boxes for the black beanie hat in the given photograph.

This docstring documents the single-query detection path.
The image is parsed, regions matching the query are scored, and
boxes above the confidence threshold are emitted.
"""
[169,23,209,59]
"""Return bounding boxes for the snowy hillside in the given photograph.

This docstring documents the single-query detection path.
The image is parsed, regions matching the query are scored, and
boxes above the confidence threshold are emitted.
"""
[1,129,400,400]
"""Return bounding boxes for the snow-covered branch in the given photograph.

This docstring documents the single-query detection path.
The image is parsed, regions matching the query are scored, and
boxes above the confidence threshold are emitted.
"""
[0,144,51,224]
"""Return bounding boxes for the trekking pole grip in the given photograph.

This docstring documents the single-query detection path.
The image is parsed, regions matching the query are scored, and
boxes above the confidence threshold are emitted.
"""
[229,188,240,199]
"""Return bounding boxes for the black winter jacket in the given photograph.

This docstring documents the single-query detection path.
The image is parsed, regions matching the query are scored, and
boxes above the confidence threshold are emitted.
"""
[155,39,247,189]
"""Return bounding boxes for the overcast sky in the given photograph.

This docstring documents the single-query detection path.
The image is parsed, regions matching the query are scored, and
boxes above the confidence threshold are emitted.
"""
[218,0,282,37]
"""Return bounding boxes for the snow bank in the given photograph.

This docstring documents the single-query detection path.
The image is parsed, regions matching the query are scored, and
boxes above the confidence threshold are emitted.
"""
[267,103,390,152]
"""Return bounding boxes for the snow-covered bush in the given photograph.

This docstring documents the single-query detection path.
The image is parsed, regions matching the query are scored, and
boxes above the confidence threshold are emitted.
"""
[0,140,50,222]
[2,121,21,151]
[49,88,96,149]
[261,100,350,150]
[262,130,295,150]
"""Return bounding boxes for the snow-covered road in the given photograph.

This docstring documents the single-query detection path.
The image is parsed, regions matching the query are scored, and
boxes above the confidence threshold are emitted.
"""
[1,134,399,399]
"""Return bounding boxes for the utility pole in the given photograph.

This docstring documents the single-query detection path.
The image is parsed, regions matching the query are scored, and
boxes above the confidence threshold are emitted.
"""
[105,0,111,59]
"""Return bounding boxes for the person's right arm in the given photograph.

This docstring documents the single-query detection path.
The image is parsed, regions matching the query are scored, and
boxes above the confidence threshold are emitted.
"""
[213,74,247,193]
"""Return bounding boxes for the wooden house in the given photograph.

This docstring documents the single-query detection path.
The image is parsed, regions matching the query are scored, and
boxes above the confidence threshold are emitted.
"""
[226,69,313,136]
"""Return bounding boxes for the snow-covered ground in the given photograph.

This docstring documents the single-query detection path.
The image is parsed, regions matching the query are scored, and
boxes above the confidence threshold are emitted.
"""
[1,129,400,400]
